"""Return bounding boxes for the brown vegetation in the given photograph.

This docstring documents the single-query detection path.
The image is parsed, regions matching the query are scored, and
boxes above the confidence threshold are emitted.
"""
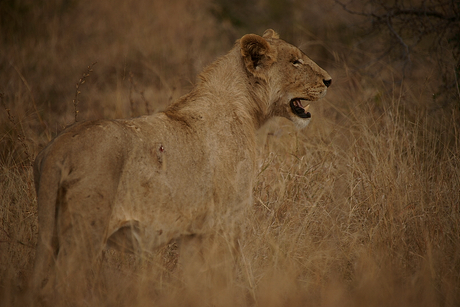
[1,0,459,306]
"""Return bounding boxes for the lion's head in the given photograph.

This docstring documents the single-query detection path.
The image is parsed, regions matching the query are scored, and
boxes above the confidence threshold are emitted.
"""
[240,29,332,129]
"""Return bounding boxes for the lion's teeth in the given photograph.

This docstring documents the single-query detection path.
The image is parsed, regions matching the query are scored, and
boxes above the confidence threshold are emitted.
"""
[304,104,310,112]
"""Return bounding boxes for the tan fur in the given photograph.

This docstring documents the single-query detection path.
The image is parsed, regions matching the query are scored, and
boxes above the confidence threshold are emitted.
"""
[31,29,331,303]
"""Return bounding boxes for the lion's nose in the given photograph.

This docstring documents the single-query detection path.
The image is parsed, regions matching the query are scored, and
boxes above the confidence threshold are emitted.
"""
[323,79,332,87]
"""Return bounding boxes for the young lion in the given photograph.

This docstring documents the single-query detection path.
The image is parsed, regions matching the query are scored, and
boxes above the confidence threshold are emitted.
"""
[31,29,331,304]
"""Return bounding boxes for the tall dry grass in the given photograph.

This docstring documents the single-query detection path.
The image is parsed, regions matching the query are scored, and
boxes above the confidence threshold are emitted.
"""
[1,0,459,306]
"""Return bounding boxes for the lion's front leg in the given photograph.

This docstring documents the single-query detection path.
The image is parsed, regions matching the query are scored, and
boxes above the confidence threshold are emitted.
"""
[176,226,242,300]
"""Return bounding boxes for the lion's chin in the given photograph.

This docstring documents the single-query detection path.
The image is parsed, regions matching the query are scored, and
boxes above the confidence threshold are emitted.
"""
[289,98,311,119]
[291,115,311,130]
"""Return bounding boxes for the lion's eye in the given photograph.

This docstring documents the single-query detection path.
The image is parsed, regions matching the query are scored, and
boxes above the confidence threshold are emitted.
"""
[292,59,303,66]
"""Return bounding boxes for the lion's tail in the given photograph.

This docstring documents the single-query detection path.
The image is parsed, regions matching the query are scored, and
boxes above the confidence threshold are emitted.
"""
[30,151,61,299]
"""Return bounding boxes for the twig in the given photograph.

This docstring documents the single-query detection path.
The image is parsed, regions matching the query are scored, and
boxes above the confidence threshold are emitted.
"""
[128,72,152,115]
[455,66,460,100]
[1,92,32,167]
[390,8,456,21]
[8,60,49,140]
[385,16,411,63]
[129,72,135,116]
[334,0,456,21]
[0,228,34,249]
[73,62,97,122]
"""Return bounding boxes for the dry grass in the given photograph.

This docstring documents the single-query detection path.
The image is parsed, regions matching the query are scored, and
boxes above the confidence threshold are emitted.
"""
[1,0,459,306]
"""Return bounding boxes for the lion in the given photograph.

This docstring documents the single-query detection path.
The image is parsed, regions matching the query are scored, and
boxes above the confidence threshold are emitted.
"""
[31,29,331,304]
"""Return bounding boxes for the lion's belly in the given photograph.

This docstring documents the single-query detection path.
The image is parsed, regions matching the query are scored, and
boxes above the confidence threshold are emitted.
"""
[107,156,252,250]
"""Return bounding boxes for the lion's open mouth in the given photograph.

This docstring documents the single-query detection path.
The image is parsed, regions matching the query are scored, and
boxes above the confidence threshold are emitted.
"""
[290,99,311,118]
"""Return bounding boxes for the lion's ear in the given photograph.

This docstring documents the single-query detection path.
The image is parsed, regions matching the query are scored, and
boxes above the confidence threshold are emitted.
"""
[262,29,279,39]
[240,34,276,80]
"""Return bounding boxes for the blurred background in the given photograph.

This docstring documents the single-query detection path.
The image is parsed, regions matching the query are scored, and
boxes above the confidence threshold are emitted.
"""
[1,0,458,153]
[1,0,459,306]
[1,0,458,137]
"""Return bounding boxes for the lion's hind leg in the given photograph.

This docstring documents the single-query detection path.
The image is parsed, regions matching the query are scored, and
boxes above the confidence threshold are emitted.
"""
[29,223,58,307]
[51,186,113,305]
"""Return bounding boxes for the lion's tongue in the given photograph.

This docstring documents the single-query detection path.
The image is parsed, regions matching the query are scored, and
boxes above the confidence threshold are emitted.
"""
[294,99,310,112]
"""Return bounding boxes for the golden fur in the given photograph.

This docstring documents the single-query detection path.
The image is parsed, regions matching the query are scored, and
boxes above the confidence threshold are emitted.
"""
[31,29,331,303]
